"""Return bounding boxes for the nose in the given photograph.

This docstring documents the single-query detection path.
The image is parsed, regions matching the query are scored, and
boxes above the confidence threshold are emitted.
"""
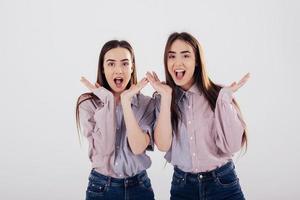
[114,64,123,74]
[174,57,183,67]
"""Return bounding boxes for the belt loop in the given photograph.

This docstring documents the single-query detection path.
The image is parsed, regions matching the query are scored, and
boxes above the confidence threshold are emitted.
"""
[212,170,217,178]
[183,172,187,184]
[107,176,111,187]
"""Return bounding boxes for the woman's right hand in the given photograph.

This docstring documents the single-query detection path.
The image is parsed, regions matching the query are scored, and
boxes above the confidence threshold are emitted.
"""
[80,76,101,91]
[146,71,172,99]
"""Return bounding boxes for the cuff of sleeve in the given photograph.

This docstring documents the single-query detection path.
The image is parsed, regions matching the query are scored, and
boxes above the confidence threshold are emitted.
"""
[92,87,113,103]
[141,125,154,151]
[219,87,234,103]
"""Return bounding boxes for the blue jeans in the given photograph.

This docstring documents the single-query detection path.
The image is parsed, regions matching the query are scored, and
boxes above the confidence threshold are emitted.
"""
[170,161,245,200]
[86,169,155,200]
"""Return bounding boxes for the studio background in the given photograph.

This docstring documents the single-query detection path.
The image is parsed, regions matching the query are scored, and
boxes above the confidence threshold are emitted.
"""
[1,0,299,199]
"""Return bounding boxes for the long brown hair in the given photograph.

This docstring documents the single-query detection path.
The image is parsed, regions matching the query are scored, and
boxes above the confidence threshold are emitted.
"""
[75,40,137,143]
[164,32,247,149]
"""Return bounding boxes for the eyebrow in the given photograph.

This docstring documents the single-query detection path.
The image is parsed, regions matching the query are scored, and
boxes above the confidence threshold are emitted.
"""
[106,59,129,62]
[168,50,191,54]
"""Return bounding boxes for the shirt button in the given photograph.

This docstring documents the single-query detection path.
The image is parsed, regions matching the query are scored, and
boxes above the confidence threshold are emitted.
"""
[190,136,193,140]
[188,121,191,124]
[188,105,191,109]
[115,162,118,166]
[195,168,198,171]
[119,174,122,177]
[193,153,196,156]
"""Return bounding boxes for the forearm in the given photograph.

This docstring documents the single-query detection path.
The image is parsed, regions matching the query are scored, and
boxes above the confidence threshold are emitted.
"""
[154,96,172,152]
[122,101,150,155]
[215,88,245,153]
[92,89,116,155]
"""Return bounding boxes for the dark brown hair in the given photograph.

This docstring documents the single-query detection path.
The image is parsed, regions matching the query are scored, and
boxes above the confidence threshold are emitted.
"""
[75,40,137,143]
[164,32,247,149]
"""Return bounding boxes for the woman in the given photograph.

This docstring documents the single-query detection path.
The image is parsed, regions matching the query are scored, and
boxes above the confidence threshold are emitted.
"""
[147,32,249,200]
[76,40,155,200]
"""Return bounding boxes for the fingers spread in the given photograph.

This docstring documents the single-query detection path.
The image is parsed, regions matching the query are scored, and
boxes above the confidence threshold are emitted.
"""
[80,76,95,91]
[237,73,250,88]
[146,72,156,83]
[152,71,160,82]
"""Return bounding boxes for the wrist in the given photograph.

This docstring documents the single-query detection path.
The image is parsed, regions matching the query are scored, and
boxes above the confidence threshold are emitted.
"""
[161,93,172,103]
[121,97,131,107]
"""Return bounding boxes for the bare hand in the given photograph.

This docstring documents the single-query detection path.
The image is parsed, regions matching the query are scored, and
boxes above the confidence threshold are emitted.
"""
[146,71,172,98]
[227,73,250,92]
[121,77,148,104]
[80,76,101,91]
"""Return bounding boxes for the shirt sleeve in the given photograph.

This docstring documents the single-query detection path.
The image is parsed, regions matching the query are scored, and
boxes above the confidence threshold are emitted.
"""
[214,87,246,154]
[79,87,116,160]
[139,96,157,151]
[78,102,96,161]
[153,92,161,130]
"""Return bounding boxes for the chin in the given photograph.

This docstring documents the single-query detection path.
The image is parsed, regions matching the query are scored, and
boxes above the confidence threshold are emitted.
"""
[113,87,125,93]
[173,79,186,87]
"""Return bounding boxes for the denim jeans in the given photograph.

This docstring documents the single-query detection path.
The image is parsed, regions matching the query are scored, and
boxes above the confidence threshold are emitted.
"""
[86,169,155,200]
[170,161,245,200]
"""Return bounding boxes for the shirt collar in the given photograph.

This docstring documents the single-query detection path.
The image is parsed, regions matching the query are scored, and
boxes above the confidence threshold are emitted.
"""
[176,83,202,103]
[188,83,202,95]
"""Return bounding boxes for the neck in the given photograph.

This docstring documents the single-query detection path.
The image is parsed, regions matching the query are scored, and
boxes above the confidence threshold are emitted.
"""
[181,78,195,91]
[114,92,121,105]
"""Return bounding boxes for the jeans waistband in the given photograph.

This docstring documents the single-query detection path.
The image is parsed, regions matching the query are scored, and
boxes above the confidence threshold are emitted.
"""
[174,160,235,180]
[90,169,148,187]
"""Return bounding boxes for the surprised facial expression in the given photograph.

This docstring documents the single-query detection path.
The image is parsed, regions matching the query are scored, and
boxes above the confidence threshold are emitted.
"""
[167,39,196,90]
[103,47,133,94]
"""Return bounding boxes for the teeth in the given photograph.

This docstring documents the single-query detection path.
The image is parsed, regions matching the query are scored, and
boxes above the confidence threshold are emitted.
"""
[175,69,185,73]
[175,69,185,79]
[114,77,123,85]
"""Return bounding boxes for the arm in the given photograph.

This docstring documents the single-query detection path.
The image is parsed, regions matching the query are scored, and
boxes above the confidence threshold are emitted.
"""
[147,72,173,152]
[214,73,250,154]
[79,77,116,157]
[121,78,151,155]
[79,91,116,159]
[214,88,246,154]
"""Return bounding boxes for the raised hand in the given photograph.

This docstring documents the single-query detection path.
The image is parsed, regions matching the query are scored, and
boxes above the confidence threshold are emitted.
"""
[227,73,250,93]
[146,71,172,98]
[121,77,148,105]
[80,76,101,91]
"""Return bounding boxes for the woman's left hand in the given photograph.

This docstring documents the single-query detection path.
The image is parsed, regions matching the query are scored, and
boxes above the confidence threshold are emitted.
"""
[227,73,250,93]
[121,77,149,105]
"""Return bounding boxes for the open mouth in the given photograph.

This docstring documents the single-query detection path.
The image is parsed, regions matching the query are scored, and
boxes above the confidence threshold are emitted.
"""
[174,69,185,80]
[113,77,124,88]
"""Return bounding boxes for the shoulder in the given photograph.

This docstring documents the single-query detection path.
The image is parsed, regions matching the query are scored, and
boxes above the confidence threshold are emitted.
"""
[77,93,102,112]
[137,92,152,102]
[135,93,156,111]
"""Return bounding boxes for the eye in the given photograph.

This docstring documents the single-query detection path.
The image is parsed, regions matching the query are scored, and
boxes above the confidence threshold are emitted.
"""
[168,54,175,59]
[123,62,129,67]
[183,54,190,58]
[108,62,115,67]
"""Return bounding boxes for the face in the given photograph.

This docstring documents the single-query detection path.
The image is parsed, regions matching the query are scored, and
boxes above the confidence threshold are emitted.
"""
[103,47,133,94]
[167,39,196,90]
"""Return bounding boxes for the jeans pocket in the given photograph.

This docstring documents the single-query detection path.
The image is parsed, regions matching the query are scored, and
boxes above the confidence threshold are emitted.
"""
[171,172,185,187]
[215,168,239,188]
[139,178,153,192]
[86,177,109,197]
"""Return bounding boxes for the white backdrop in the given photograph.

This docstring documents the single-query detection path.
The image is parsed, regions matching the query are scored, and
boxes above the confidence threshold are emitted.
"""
[1,0,299,199]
